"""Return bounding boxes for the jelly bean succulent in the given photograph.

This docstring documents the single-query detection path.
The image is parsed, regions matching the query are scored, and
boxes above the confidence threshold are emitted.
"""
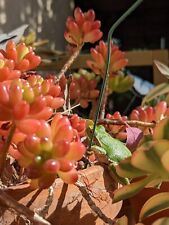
[70,69,100,108]
[0,39,87,189]
[0,6,135,194]
[106,112,128,141]
[86,40,134,118]
[86,40,128,78]
[64,7,103,46]
[12,113,86,188]
[1,40,41,71]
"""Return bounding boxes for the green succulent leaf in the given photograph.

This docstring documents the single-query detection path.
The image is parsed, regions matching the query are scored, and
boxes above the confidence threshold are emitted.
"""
[131,140,169,176]
[142,82,169,106]
[113,176,153,203]
[161,150,169,173]
[116,157,146,179]
[152,217,169,225]
[115,215,128,225]
[113,139,169,202]
[109,74,134,93]
[153,118,169,140]
[139,192,169,221]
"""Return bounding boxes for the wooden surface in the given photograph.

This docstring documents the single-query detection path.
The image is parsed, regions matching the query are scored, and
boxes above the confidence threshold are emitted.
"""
[39,49,169,85]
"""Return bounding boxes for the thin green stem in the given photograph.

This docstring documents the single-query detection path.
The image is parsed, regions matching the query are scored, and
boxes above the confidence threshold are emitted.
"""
[88,0,143,150]
[0,123,16,177]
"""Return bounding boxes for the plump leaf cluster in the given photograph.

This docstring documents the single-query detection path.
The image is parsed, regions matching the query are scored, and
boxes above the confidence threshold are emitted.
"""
[0,40,86,189]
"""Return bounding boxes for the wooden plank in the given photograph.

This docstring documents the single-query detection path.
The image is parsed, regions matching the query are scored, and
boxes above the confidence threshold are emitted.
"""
[38,50,169,84]
[152,50,169,84]
[39,54,92,71]
[126,50,153,66]
[39,50,154,70]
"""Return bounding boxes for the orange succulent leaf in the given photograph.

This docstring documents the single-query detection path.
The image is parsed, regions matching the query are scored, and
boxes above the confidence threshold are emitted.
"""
[0,62,21,82]
[13,113,86,188]
[154,101,167,121]
[65,142,86,161]
[0,77,64,121]
[70,114,86,137]
[70,69,100,108]
[129,101,169,135]
[106,112,127,141]
[15,119,41,135]
[2,40,41,72]
[8,145,22,160]
[58,168,78,184]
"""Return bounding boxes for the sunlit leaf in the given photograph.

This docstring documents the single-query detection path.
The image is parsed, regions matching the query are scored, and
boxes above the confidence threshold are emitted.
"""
[153,118,169,140]
[154,60,169,79]
[139,192,169,221]
[161,150,169,173]
[109,74,134,93]
[142,83,169,106]
[116,157,146,179]
[131,140,169,174]
[115,215,128,225]
[113,176,153,203]
[152,217,169,225]
[22,31,36,45]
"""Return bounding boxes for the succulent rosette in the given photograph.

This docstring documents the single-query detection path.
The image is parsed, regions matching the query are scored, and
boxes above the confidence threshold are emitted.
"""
[70,114,86,137]
[130,101,169,122]
[9,113,86,188]
[64,7,103,46]
[130,101,169,134]
[86,40,128,78]
[106,112,128,141]
[0,53,21,82]
[70,69,100,108]
[0,76,64,122]
[0,40,41,72]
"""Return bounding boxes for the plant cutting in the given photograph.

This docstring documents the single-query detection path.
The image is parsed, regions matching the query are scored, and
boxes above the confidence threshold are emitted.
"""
[1,0,169,225]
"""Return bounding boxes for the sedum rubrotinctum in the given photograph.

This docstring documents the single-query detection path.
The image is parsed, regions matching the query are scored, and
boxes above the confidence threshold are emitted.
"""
[0,37,88,188]
[0,6,110,189]
[0,5,106,189]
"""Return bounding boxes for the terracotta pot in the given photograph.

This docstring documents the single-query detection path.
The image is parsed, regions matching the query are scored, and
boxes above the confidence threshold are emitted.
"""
[130,182,169,225]
[1,165,122,225]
